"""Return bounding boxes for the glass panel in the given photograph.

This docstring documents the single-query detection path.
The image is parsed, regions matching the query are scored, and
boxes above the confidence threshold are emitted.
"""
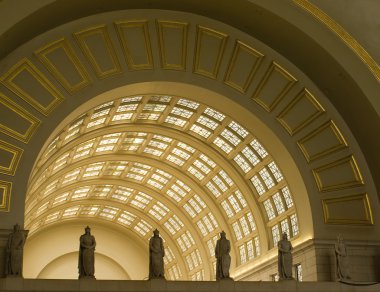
[259,168,275,189]
[273,192,285,214]
[239,245,247,264]
[282,186,294,208]
[272,225,280,246]
[268,161,284,182]
[290,214,299,236]
[250,139,268,158]
[264,199,276,220]
[280,219,290,237]
[228,121,249,138]
[250,176,266,196]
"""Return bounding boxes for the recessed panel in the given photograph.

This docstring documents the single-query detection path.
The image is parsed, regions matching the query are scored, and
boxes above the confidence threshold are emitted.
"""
[322,194,373,225]
[224,41,264,93]
[115,20,153,70]
[0,92,40,143]
[157,21,188,70]
[193,26,228,79]
[35,38,91,94]
[1,59,64,115]
[0,180,12,212]
[313,156,364,192]
[74,25,122,78]
[298,120,348,162]
[252,62,297,112]
[277,89,325,135]
[0,140,23,176]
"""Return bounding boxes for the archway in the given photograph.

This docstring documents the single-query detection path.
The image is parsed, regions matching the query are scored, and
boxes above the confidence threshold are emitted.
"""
[0,3,378,282]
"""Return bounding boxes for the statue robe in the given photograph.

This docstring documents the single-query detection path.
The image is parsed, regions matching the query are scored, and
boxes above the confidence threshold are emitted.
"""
[215,237,231,280]
[78,234,96,278]
[149,236,165,279]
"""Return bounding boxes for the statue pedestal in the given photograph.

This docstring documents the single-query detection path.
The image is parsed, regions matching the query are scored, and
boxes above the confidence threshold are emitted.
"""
[149,278,166,292]
[0,277,23,290]
[279,277,295,281]
[78,276,96,280]
[0,279,379,292]
[219,277,235,292]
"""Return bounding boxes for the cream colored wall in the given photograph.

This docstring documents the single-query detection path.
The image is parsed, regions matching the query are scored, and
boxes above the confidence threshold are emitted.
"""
[38,252,130,280]
[24,221,147,279]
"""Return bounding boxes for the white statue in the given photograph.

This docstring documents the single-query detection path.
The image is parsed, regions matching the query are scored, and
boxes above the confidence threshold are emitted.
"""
[278,232,293,280]
[335,234,350,281]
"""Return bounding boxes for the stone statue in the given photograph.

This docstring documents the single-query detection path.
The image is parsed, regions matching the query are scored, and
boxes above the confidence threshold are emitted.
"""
[278,232,293,280]
[149,229,165,279]
[215,231,231,280]
[78,226,96,279]
[335,234,350,281]
[5,223,28,277]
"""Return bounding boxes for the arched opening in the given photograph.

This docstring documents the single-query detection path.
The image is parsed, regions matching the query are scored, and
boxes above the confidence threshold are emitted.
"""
[0,3,378,283]
[24,84,311,280]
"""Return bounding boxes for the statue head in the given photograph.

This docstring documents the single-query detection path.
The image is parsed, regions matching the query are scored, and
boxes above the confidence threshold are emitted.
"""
[153,229,159,236]
[13,223,20,231]
[337,234,343,242]
[282,232,288,240]
[220,230,226,238]
[85,226,91,234]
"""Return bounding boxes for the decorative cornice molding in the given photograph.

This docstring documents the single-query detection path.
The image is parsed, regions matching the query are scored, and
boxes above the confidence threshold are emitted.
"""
[293,0,380,82]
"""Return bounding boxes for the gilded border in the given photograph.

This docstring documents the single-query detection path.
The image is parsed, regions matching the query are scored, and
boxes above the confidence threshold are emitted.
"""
[0,180,12,212]
[114,20,154,70]
[73,25,122,79]
[252,62,297,112]
[322,193,373,225]
[193,25,228,79]
[224,40,264,93]
[277,88,325,136]
[313,155,364,192]
[35,38,91,94]
[293,0,380,82]
[297,120,348,162]
[0,140,23,176]
[1,59,64,116]
[0,91,40,143]
[156,20,189,70]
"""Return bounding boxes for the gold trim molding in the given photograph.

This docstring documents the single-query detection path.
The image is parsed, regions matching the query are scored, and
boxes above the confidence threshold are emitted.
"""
[0,180,12,212]
[224,40,264,93]
[252,62,297,112]
[0,140,23,176]
[277,88,325,136]
[298,120,348,162]
[35,38,91,94]
[1,59,64,116]
[313,155,364,192]
[74,25,122,79]
[156,20,189,70]
[322,193,373,225]
[0,91,40,143]
[114,20,154,70]
[293,0,380,82]
[193,25,228,79]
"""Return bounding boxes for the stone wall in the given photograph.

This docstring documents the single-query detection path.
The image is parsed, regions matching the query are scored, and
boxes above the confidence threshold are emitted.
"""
[0,278,379,292]
[0,229,12,278]
[237,239,380,282]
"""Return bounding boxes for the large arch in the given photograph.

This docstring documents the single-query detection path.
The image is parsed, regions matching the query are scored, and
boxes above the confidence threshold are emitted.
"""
[0,1,379,282]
